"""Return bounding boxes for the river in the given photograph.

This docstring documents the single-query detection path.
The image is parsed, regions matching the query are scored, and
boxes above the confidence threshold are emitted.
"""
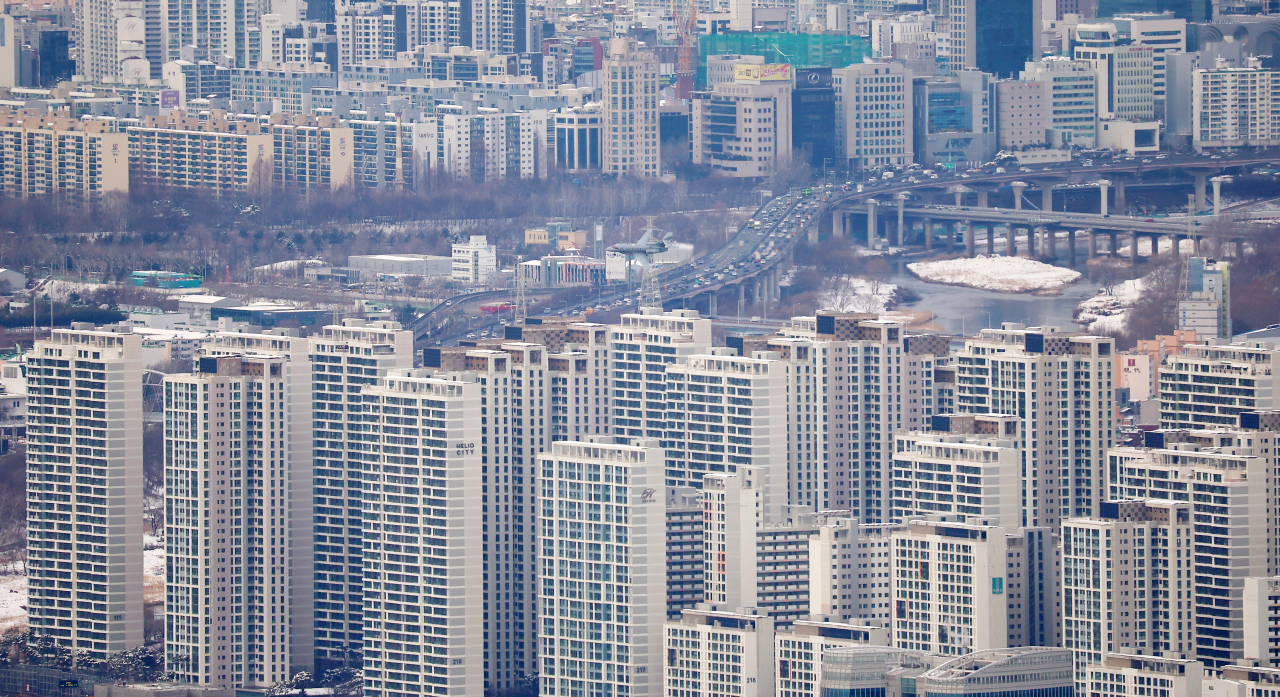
[886,255,1116,336]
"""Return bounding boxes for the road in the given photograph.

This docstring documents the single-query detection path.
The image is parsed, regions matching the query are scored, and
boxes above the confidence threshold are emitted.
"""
[410,150,1280,347]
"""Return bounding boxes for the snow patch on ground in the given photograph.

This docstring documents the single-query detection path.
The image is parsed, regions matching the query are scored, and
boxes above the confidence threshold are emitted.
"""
[1075,277,1146,334]
[0,572,26,631]
[819,275,898,313]
[33,279,109,302]
[1114,235,1197,258]
[907,255,1082,293]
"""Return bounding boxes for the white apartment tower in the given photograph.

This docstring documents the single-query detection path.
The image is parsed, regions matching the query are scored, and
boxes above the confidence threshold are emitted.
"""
[1192,58,1280,150]
[890,414,1022,527]
[26,325,143,659]
[162,0,256,67]
[1158,342,1280,430]
[537,438,666,697]
[664,350,789,511]
[309,319,414,662]
[165,352,301,688]
[1108,426,1278,667]
[78,0,161,80]
[610,308,712,443]
[1061,500,1195,686]
[664,608,776,697]
[602,37,661,177]
[198,330,315,675]
[889,520,1010,656]
[358,370,484,697]
[954,324,1115,529]
[423,343,549,689]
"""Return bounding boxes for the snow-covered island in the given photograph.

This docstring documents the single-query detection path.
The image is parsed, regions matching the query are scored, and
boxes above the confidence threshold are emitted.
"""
[1074,276,1146,334]
[907,255,1082,293]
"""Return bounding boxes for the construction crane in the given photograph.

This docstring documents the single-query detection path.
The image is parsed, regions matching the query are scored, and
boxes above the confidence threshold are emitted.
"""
[675,0,697,98]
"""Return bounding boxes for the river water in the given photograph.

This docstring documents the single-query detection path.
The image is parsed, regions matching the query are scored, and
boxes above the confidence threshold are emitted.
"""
[886,255,1112,336]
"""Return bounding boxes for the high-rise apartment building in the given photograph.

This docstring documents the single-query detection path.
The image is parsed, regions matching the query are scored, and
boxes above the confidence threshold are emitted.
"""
[610,308,712,443]
[309,320,413,663]
[889,520,1010,656]
[690,76,793,178]
[162,0,257,68]
[1062,500,1195,686]
[732,317,950,518]
[198,330,315,675]
[1244,577,1280,668]
[165,352,305,688]
[664,608,776,697]
[1192,57,1280,150]
[602,37,661,177]
[537,438,667,697]
[423,342,549,689]
[26,325,143,659]
[953,324,1115,529]
[77,0,161,81]
[358,370,484,697]
[808,521,900,625]
[664,350,789,509]
[891,414,1022,527]
[1108,426,1278,666]
[775,620,890,697]
[464,0,527,54]
[1158,342,1280,429]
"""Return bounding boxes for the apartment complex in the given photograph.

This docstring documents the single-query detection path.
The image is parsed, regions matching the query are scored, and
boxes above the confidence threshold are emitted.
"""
[1109,426,1279,666]
[309,320,413,661]
[610,308,712,443]
[954,325,1115,529]
[165,352,302,688]
[890,414,1022,527]
[358,371,484,697]
[1061,500,1195,684]
[26,326,143,658]
[0,112,129,199]
[1158,342,1280,429]
[536,438,666,697]
[1193,58,1280,150]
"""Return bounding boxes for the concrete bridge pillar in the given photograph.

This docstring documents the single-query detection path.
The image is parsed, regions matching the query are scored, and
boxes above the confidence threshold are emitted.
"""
[1045,228,1057,259]
[1147,234,1158,263]
[965,220,975,257]
[1194,236,1202,256]
[896,194,907,247]
[924,218,934,251]
[1211,176,1232,216]
[1088,230,1097,260]
[1115,179,1127,215]
[1006,226,1016,256]
[1098,179,1112,216]
[1236,239,1245,258]
[833,210,846,238]
[945,221,954,253]
[978,190,989,208]
[987,225,995,254]
[708,291,718,317]
[1109,231,1118,257]
[867,199,879,249]
[1195,174,1207,212]
[1171,234,1181,261]
[738,283,746,309]
[1027,225,1037,257]
[954,189,965,207]
[1130,233,1139,266]
[1068,229,1078,265]
[773,268,781,301]
[1041,185,1053,213]
[1012,182,1027,211]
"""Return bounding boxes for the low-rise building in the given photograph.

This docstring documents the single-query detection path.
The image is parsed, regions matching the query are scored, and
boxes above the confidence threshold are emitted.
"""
[451,235,497,283]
